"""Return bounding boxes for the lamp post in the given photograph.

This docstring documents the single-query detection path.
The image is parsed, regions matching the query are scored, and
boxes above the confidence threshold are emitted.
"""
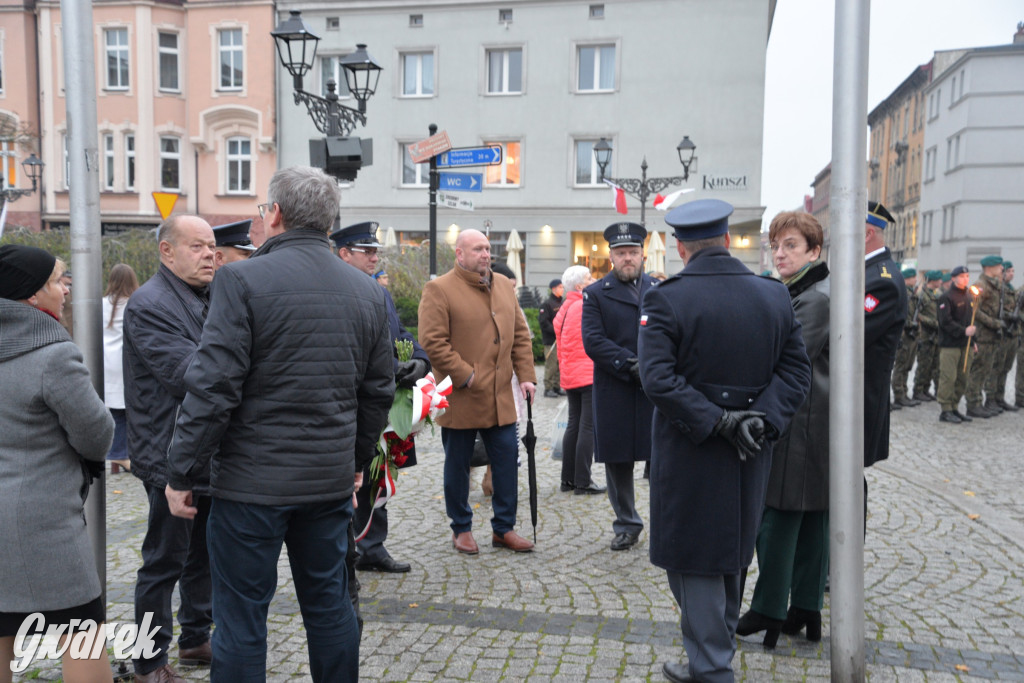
[1,153,44,203]
[594,136,697,226]
[0,154,45,232]
[271,11,381,179]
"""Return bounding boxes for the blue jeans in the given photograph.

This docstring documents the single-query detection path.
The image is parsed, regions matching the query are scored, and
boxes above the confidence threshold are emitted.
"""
[441,424,519,535]
[207,497,359,683]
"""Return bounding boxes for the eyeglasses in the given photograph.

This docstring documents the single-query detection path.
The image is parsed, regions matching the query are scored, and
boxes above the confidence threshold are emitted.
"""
[348,247,379,256]
[257,202,272,219]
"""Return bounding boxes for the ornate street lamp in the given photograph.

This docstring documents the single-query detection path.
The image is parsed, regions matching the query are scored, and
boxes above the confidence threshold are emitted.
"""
[0,153,44,203]
[271,11,382,137]
[595,136,698,226]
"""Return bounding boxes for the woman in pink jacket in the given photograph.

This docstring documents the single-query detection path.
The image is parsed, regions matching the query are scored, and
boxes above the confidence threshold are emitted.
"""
[554,265,605,495]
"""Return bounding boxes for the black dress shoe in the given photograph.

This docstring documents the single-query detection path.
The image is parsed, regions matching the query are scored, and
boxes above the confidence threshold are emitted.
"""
[610,531,640,551]
[574,483,607,495]
[966,406,991,418]
[544,389,560,398]
[913,392,936,402]
[662,661,699,682]
[896,396,921,407]
[356,556,411,573]
[890,401,902,411]
[938,410,962,424]
[953,410,972,422]
[560,482,575,492]
[736,609,783,648]
[984,401,1004,414]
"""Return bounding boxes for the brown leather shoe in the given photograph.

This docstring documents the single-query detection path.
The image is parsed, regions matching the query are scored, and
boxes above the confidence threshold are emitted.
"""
[492,530,534,552]
[179,640,212,666]
[134,664,186,682]
[452,531,479,555]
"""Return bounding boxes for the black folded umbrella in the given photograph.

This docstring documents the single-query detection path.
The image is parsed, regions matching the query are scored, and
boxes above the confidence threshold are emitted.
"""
[523,394,539,543]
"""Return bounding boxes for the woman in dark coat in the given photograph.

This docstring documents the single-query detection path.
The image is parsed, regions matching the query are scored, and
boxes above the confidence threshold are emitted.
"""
[738,212,831,647]
[0,245,115,681]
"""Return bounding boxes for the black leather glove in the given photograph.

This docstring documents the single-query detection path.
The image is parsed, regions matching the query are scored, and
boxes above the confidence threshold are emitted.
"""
[713,410,767,461]
[626,357,642,384]
[395,358,428,389]
[81,458,105,484]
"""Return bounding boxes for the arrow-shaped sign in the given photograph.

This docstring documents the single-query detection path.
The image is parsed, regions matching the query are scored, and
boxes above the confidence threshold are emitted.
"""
[436,146,503,168]
[438,172,483,193]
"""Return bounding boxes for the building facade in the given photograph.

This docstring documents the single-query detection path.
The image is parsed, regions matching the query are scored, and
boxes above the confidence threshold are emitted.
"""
[1,0,277,236]
[275,0,775,285]
[867,63,930,267]
[918,30,1024,272]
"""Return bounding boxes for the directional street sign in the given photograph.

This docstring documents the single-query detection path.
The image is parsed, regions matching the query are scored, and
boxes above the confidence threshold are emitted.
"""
[438,172,483,193]
[436,146,503,168]
[438,193,474,212]
[408,130,452,163]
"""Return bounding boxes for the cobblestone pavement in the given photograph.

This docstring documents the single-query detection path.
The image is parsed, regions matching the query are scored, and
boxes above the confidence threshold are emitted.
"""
[20,365,1024,681]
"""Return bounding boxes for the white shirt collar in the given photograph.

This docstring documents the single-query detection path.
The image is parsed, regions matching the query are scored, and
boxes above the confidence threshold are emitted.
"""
[865,247,886,261]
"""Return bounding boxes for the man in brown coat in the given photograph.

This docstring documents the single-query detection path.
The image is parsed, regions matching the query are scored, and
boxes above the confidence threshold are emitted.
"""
[418,229,537,554]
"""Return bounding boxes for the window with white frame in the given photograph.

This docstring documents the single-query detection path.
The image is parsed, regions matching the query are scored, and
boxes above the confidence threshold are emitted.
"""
[486,48,522,94]
[0,140,16,189]
[125,134,135,190]
[924,146,936,182]
[103,134,114,190]
[950,76,956,106]
[921,212,932,246]
[400,143,429,186]
[160,136,181,190]
[958,69,965,99]
[319,55,352,98]
[574,139,608,185]
[158,32,180,92]
[219,28,244,90]
[485,141,521,186]
[576,44,615,92]
[226,137,251,194]
[401,51,434,96]
[105,28,130,89]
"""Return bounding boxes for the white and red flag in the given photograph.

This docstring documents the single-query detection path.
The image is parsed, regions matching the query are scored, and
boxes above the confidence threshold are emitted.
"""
[604,180,629,214]
[652,188,694,211]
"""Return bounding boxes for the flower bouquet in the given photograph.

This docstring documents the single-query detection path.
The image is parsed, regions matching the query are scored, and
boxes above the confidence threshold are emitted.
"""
[356,340,452,541]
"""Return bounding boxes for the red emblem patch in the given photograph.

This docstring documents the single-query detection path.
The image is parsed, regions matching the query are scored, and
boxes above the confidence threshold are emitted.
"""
[864,294,879,312]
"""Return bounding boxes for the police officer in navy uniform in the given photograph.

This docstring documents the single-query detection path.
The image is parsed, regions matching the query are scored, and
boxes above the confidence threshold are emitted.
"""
[212,219,257,270]
[639,199,811,683]
[330,222,431,574]
[581,222,657,551]
[864,201,906,466]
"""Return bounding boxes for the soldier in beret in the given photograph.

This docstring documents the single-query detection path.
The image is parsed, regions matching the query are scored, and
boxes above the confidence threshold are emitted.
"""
[581,221,658,552]
[989,261,1020,411]
[212,219,256,270]
[330,222,431,573]
[891,267,921,408]
[639,199,810,683]
[912,270,944,401]
[965,255,1006,417]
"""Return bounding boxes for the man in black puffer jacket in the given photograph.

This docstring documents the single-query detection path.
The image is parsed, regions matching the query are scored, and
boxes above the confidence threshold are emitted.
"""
[166,165,394,680]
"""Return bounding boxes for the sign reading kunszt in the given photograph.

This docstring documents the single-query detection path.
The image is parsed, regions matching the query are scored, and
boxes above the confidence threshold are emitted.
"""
[701,174,749,191]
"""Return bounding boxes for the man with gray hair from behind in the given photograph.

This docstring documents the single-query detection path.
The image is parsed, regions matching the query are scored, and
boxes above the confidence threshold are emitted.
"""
[165,165,395,681]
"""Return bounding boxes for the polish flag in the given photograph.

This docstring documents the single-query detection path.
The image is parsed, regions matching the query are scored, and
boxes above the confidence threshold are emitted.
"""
[604,180,628,215]
[653,188,694,211]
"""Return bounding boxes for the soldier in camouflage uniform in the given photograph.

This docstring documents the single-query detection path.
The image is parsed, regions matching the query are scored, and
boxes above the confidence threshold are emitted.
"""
[931,272,952,392]
[1015,285,1024,409]
[991,262,1021,411]
[965,255,1007,418]
[892,268,921,407]
[912,270,943,401]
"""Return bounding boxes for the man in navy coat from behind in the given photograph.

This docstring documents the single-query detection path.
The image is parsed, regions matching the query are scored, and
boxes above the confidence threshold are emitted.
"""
[638,199,811,683]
